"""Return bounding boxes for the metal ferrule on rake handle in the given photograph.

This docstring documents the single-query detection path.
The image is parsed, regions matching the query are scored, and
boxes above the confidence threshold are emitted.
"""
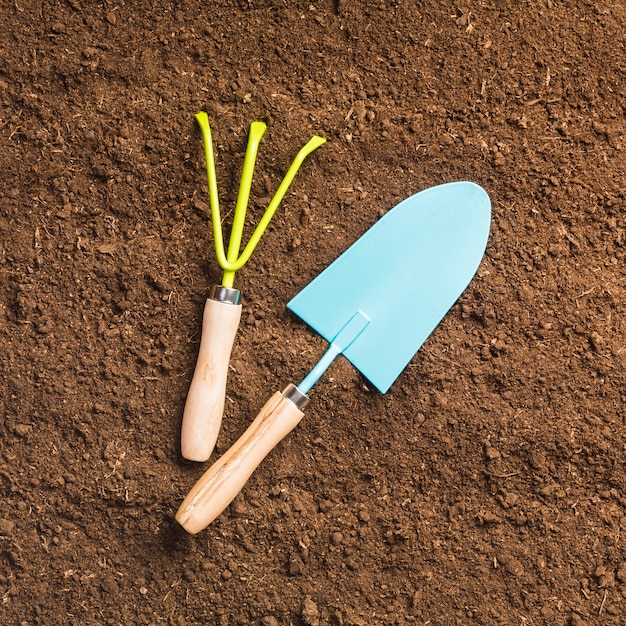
[208,284,241,306]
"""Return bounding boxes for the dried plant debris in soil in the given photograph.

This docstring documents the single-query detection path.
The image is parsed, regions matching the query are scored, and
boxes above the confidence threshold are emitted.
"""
[0,1,625,625]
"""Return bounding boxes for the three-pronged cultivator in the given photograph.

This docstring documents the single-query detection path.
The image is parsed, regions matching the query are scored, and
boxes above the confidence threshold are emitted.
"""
[180,112,326,462]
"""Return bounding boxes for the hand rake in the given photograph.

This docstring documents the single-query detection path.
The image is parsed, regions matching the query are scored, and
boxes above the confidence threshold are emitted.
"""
[181,112,326,462]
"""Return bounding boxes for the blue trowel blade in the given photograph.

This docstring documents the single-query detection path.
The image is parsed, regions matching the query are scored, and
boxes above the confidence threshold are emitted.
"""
[287,181,491,393]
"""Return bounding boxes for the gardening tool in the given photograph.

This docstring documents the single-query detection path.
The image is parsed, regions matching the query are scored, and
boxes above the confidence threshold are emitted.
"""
[181,112,326,462]
[176,181,491,533]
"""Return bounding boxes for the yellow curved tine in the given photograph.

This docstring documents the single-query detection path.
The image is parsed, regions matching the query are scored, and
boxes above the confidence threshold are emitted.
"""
[195,112,326,287]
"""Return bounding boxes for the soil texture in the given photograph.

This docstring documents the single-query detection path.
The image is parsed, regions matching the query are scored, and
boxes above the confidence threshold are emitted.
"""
[0,1,625,625]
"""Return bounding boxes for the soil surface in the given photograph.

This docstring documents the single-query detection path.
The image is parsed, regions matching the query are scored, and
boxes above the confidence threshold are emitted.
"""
[1,1,625,624]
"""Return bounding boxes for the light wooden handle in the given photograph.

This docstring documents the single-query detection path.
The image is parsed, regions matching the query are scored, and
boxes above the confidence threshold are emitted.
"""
[180,298,242,462]
[176,389,305,534]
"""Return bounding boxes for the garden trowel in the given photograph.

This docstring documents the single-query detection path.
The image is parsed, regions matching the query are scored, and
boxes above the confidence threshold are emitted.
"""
[176,181,491,534]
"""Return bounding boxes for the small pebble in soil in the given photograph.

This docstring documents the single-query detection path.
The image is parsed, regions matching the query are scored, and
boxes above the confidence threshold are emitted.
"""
[289,555,305,576]
[301,596,320,626]
[485,445,501,461]
[318,499,334,513]
[589,331,605,353]
[300,207,311,226]
[0,518,15,536]
[13,424,32,437]
[568,614,588,626]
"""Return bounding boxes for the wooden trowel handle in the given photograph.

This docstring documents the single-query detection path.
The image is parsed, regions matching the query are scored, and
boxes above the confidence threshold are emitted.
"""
[176,385,308,534]
[180,297,242,462]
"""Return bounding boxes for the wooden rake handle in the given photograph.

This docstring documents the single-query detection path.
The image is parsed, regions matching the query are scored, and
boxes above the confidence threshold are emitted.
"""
[180,296,242,462]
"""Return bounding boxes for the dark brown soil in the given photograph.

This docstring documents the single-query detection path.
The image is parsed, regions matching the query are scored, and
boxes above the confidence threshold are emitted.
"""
[1,1,625,624]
